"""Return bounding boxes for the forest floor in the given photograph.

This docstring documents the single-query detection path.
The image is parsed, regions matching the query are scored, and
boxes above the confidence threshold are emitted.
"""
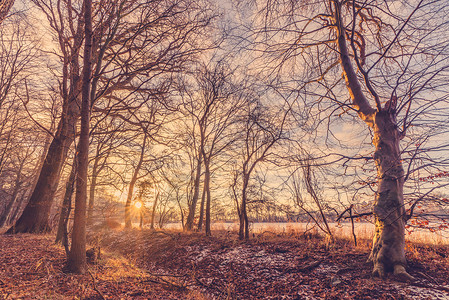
[1,227,449,299]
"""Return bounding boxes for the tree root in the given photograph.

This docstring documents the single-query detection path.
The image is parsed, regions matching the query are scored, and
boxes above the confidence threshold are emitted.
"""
[372,264,414,282]
[88,270,106,300]
[393,265,415,282]
[372,263,385,278]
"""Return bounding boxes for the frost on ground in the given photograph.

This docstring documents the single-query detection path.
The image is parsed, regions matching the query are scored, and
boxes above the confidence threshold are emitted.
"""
[1,230,447,299]
[93,229,449,300]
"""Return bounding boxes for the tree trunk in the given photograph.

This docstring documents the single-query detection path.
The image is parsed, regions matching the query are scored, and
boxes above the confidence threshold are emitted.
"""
[204,159,211,236]
[197,179,206,231]
[369,110,411,280]
[6,1,83,234]
[87,155,100,224]
[7,190,25,225]
[124,179,137,229]
[185,153,202,231]
[0,158,24,227]
[175,190,185,230]
[6,113,77,233]
[244,205,249,240]
[67,0,92,274]
[0,197,15,227]
[332,1,411,279]
[124,136,146,229]
[150,190,159,229]
[55,154,77,246]
[239,176,249,240]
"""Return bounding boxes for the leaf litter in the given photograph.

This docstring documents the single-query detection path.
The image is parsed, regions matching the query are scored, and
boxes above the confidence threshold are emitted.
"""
[0,229,448,299]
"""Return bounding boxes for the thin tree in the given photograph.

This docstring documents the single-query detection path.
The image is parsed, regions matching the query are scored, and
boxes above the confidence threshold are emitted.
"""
[124,134,147,229]
[67,0,92,274]
[236,95,289,240]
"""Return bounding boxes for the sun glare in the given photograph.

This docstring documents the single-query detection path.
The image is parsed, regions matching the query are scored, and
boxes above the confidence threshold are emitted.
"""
[134,202,142,209]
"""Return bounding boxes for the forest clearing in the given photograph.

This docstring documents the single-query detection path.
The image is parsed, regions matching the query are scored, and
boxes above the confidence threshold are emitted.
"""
[1,227,449,299]
[1,0,449,298]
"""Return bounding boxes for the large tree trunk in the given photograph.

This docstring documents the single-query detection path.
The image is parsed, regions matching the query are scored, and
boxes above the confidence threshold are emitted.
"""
[369,110,411,280]
[67,0,92,274]
[6,111,77,234]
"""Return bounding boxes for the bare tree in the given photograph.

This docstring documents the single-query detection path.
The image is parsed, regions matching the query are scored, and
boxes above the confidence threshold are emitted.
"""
[9,0,216,233]
[251,0,449,278]
[7,0,84,233]
[234,91,289,240]
[67,0,93,274]
[179,60,244,235]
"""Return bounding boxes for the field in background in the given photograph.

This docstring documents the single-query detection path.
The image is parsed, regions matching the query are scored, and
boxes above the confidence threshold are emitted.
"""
[162,222,449,245]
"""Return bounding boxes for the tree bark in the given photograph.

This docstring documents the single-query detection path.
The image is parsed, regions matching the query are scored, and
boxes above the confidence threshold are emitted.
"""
[7,190,25,225]
[67,0,92,274]
[369,110,411,280]
[0,196,15,227]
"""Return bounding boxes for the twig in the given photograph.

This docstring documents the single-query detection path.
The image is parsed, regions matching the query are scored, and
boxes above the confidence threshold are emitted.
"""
[141,273,188,291]
[416,271,439,285]
[337,211,372,222]
[297,260,322,272]
[195,277,227,296]
[260,230,277,236]
[88,270,106,300]
[145,272,188,278]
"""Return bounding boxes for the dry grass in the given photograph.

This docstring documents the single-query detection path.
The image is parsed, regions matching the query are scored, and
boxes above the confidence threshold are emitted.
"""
[88,225,449,300]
